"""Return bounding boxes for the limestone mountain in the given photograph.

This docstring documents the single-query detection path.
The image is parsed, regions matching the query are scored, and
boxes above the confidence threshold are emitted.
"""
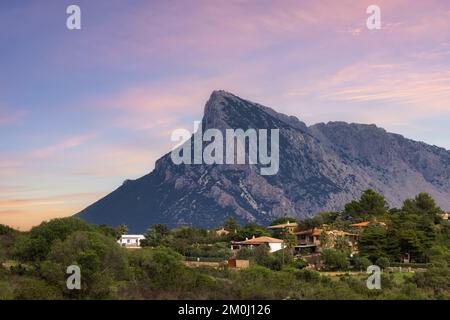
[76,91,450,232]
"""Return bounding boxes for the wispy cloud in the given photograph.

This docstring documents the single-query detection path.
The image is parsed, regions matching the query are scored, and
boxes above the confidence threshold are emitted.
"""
[30,133,95,160]
[297,63,450,121]
[0,105,26,126]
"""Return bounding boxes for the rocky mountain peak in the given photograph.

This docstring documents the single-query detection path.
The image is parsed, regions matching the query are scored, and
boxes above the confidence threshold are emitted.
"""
[204,89,307,132]
[77,91,450,232]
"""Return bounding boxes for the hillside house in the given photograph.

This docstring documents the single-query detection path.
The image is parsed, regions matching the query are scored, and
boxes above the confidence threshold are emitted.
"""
[231,236,285,253]
[294,228,322,253]
[215,227,230,236]
[117,234,145,248]
[294,228,358,254]
[267,221,298,234]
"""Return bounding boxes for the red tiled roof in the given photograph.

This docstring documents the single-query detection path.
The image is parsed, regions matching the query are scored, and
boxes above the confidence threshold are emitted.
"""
[349,221,370,227]
[233,236,284,245]
[295,228,322,236]
[349,221,386,227]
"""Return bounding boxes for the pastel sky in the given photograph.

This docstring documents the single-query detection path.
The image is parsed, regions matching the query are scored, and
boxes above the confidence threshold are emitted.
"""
[1,0,449,230]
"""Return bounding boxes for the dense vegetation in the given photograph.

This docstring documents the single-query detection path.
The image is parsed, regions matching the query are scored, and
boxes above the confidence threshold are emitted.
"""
[0,191,449,300]
[300,191,450,266]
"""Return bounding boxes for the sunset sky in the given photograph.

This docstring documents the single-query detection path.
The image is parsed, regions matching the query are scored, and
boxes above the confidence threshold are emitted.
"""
[1,0,450,229]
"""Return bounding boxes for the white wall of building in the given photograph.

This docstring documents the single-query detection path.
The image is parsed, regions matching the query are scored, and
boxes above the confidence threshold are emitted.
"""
[118,235,145,247]
[268,242,284,252]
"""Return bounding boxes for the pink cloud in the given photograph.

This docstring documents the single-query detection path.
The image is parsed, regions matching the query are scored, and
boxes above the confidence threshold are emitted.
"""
[91,75,243,130]
[0,106,26,126]
[280,61,450,131]
[53,0,415,68]
[31,133,95,160]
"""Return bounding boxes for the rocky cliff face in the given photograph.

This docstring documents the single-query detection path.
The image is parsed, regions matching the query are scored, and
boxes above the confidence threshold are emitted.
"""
[77,91,450,232]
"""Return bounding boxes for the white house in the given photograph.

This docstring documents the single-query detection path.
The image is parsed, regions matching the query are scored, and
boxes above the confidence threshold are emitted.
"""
[231,236,285,253]
[118,234,145,248]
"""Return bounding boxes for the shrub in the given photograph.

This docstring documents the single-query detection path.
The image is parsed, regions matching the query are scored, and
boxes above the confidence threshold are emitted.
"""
[14,218,94,262]
[46,231,129,298]
[0,224,16,236]
[128,247,193,290]
[293,268,321,283]
[0,281,14,300]
[353,255,372,271]
[13,278,62,300]
[376,257,390,269]
[292,258,308,269]
[322,249,350,271]
[412,261,450,292]
[235,247,253,260]
[239,265,272,282]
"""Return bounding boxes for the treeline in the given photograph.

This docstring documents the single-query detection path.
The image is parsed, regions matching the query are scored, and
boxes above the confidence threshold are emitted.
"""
[137,190,450,269]
[297,190,450,266]
[0,190,449,299]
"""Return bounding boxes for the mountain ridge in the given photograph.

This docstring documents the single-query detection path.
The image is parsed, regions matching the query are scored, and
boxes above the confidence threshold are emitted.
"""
[76,90,450,232]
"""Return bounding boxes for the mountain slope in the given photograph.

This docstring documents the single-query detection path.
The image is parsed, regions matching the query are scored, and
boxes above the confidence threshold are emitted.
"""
[76,91,450,232]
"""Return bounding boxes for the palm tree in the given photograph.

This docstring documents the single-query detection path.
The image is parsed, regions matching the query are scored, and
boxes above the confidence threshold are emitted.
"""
[117,224,128,236]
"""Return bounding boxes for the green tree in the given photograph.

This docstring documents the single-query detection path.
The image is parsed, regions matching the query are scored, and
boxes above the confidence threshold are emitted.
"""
[297,212,340,231]
[235,247,253,260]
[270,217,297,226]
[358,226,387,261]
[235,224,269,240]
[223,218,239,232]
[318,232,332,249]
[322,249,350,271]
[403,192,441,217]
[126,247,209,294]
[334,235,350,253]
[387,203,438,263]
[427,245,450,264]
[45,231,129,299]
[97,224,120,238]
[14,218,93,263]
[0,224,16,236]
[253,244,270,265]
[376,257,390,270]
[344,189,388,220]
[141,224,170,247]
[153,224,170,237]
[282,232,297,253]
[0,224,19,262]
[172,227,207,243]
[353,255,371,271]
[117,224,129,236]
